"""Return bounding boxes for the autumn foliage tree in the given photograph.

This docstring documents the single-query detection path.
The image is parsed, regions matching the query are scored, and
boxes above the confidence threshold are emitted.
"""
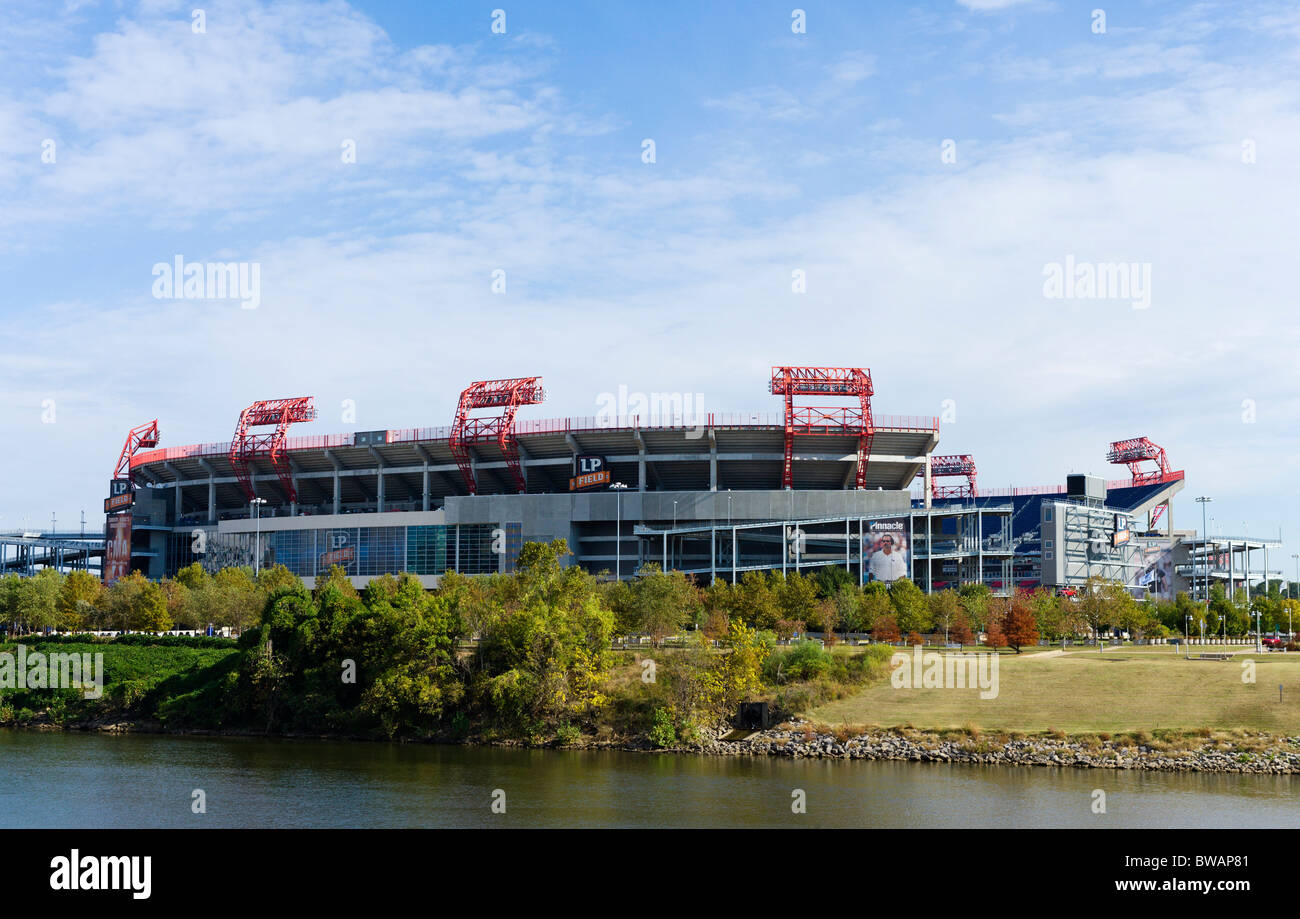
[983,615,1005,650]
[1000,590,1040,653]
[950,612,974,648]
[873,614,901,643]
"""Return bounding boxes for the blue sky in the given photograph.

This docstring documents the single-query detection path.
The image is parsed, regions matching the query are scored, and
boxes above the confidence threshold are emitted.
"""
[1,0,1297,579]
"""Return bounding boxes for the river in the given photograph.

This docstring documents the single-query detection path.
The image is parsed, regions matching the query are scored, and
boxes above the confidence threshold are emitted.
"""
[1,731,1295,828]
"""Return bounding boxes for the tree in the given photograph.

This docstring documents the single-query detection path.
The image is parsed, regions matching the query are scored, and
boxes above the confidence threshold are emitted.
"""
[776,572,818,630]
[58,570,102,632]
[627,564,701,645]
[814,565,855,599]
[950,612,974,648]
[983,615,1005,650]
[889,578,930,636]
[17,569,62,632]
[927,589,961,642]
[1077,576,1114,645]
[732,571,780,631]
[132,581,173,633]
[859,588,893,633]
[873,614,901,644]
[1000,591,1039,653]
[701,621,768,712]
[958,583,993,632]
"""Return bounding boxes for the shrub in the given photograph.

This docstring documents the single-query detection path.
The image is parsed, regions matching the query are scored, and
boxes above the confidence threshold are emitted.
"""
[647,707,677,749]
[779,640,834,682]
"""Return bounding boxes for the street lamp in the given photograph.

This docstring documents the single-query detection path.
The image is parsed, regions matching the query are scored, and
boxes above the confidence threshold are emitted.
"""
[250,497,267,577]
[1196,496,1212,604]
[610,482,628,580]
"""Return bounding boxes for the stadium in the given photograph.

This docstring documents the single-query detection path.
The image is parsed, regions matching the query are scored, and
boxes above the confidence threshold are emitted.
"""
[8,365,1279,600]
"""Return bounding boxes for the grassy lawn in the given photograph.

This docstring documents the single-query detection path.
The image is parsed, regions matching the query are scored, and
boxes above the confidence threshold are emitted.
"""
[810,648,1300,734]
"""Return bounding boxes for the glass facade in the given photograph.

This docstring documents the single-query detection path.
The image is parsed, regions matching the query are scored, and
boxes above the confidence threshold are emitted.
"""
[189,523,510,580]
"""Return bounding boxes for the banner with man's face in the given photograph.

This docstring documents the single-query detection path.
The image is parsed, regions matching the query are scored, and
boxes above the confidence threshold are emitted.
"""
[863,517,910,584]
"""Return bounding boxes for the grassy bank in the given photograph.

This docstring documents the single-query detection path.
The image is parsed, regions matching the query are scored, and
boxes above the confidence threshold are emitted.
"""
[811,646,1300,734]
[0,637,239,727]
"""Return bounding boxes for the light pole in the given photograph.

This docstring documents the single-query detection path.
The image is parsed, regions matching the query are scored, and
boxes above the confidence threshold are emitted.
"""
[673,500,678,529]
[1196,497,1212,605]
[250,497,267,577]
[610,482,628,580]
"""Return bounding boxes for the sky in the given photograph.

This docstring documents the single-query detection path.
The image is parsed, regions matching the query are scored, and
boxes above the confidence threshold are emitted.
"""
[0,0,1297,579]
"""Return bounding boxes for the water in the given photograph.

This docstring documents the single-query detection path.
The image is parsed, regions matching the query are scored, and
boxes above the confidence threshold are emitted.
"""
[1,730,1296,828]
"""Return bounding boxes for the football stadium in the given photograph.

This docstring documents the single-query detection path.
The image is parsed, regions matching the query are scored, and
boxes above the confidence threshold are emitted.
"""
[5,365,1280,599]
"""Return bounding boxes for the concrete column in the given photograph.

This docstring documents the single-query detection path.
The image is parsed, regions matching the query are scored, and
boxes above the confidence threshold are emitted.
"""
[333,473,341,514]
[422,464,430,512]
[208,479,216,523]
[376,470,385,513]
[708,428,717,491]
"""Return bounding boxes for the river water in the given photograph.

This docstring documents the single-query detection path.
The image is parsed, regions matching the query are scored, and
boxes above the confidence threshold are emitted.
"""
[1,731,1295,828]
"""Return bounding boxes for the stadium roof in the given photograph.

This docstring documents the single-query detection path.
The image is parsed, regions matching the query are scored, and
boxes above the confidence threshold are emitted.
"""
[130,412,940,513]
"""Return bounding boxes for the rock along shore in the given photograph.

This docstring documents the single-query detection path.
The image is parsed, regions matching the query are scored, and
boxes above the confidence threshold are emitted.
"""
[678,723,1300,774]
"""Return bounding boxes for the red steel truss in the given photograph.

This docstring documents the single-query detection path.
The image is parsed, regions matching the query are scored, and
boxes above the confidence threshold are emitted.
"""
[114,420,160,485]
[228,397,317,503]
[769,366,874,489]
[450,377,545,494]
[927,454,978,500]
[1107,436,1182,528]
[1106,437,1178,487]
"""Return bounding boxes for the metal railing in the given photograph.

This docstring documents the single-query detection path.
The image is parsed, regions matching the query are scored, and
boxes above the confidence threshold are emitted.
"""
[131,412,940,467]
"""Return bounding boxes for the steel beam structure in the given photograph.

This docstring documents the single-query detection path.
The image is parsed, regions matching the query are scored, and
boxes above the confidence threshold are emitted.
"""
[228,397,317,503]
[449,377,544,495]
[114,420,160,485]
[925,454,977,500]
[769,366,874,490]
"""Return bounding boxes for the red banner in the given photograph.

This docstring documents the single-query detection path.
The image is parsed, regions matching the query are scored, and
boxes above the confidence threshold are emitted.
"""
[103,514,133,584]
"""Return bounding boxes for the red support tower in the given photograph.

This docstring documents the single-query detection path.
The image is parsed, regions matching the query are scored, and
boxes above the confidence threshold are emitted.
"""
[769,367,874,490]
[228,397,317,503]
[449,377,545,495]
[113,420,160,486]
[1106,437,1176,487]
[1107,436,1182,528]
[927,454,978,500]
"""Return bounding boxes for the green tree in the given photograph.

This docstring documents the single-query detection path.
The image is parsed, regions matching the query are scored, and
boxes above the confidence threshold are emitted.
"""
[732,571,780,631]
[18,569,63,632]
[57,570,103,632]
[775,572,818,630]
[927,589,961,642]
[958,583,993,631]
[626,564,701,644]
[889,578,930,635]
[132,581,173,632]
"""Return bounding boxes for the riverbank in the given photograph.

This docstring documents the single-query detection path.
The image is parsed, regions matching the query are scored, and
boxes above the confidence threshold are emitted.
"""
[9,716,1300,774]
[685,722,1300,773]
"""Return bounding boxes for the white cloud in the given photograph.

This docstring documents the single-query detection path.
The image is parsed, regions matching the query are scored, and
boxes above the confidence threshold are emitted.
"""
[1,0,1297,560]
